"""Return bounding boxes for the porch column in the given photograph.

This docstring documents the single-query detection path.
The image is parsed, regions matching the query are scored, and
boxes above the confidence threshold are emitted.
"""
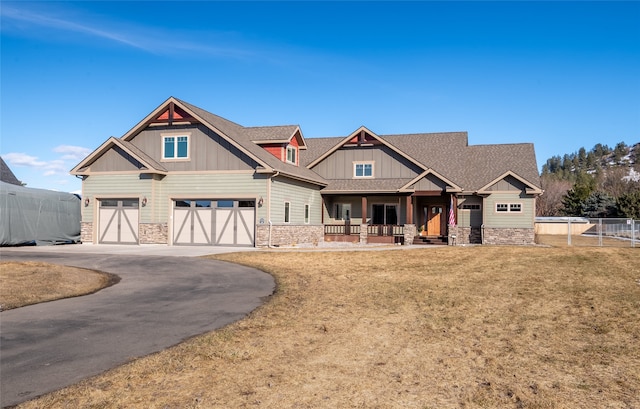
[361,196,367,223]
[406,195,413,224]
[360,196,368,244]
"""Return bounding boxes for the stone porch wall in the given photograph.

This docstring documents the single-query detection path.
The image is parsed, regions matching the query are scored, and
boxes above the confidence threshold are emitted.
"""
[256,224,325,247]
[403,224,417,245]
[482,227,535,245]
[139,223,168,244]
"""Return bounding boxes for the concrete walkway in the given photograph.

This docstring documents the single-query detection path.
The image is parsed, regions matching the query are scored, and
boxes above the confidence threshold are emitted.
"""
[0,244,274,407]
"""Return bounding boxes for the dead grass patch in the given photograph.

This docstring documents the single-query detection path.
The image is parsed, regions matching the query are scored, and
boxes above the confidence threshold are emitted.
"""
[15,246,640,408]
[0,261,117,310]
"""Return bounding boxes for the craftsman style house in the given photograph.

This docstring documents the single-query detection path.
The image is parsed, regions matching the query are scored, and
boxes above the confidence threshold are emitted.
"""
[71,97,542,247]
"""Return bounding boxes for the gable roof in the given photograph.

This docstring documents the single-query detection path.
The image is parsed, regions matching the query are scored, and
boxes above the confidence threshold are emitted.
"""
[72,96,540,193]
[71,137,168,175]
[1,157,23,186]
[302,131,540,193]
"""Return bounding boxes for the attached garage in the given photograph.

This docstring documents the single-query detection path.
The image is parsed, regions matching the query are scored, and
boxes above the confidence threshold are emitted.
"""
[173,199,255,246]
[98,199,139,244]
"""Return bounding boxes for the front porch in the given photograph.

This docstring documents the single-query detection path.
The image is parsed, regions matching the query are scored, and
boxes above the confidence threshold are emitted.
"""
[322,192,456,245]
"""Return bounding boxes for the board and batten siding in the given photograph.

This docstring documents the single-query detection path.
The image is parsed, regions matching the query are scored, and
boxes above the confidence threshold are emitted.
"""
[129,124,258,172]
[483,193,535,228]
[270,177,322,224]
[89,146,145,172]
[311,145,422,179]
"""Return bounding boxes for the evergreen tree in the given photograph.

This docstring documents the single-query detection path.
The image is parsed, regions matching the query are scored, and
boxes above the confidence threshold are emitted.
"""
[617,190,640,219]
[561,172,595,216]
[581,192,617,218]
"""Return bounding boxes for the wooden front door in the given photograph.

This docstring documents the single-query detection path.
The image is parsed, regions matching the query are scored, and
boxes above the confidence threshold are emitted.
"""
[426,205,444,236]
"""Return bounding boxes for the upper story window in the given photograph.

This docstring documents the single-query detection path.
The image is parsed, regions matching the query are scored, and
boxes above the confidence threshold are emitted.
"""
[354,162,373,178]
[286,145,297,165]
[163,135,189,160]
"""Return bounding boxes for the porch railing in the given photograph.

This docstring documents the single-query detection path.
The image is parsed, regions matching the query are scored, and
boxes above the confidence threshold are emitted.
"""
[324,224,403,236]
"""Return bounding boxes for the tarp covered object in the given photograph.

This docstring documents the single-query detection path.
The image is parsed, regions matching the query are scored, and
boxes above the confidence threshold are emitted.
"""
[0,181,81,246]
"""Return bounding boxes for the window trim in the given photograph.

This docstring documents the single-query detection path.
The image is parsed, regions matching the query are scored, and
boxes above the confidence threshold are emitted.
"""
[286,145,297,165]
[353,161,374,178]
[284,201,291,223]
[161,133,191,161]
[495,202,523,213]
[462,204,481,211]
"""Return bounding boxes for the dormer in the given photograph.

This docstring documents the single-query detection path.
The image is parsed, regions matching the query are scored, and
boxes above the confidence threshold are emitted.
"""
[248,125,306,166]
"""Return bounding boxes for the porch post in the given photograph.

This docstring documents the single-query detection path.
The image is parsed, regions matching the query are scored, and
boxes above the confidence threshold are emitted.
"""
[360,196,368,244]
[406,195,413,224]
[361,196,367,223]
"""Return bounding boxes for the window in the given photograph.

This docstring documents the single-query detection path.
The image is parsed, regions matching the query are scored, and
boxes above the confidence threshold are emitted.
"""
[304,204,310,224]
[286,145,297,165]
[163,135,189,159]
[496,203,522,213]
[372,204,398,225]
[462,204,481,210]
[354,162,373,178]
[335,203,351,221]
[284,202,290,223]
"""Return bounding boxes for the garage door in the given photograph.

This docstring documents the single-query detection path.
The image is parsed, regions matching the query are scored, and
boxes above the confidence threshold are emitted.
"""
[173,199,255,246]
[99,199,139,244]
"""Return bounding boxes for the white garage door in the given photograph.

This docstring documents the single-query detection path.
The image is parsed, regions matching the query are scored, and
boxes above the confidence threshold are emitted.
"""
[173,199,255,246]
[99,199,139,244]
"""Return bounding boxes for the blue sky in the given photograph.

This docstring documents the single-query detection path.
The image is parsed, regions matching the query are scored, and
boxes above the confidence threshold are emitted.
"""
[1,1,638,193]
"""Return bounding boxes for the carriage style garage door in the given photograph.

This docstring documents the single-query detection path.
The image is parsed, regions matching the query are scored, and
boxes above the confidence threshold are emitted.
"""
[99,199,139,244]
[173,199,255,246]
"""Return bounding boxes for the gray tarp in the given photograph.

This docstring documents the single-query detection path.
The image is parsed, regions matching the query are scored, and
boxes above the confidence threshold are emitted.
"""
[0,181,81,246]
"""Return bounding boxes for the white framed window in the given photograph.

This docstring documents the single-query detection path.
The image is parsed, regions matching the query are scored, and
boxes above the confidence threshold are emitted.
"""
[162,135,189,160]
[284,201,290,223]
[304,204,310,224]
[286,145,297,165]
[353,162,373,178]
[496,203,522,213]
[462,204,481,211]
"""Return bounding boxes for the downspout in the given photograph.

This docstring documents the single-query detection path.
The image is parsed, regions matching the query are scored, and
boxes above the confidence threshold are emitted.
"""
[267,171,280,248]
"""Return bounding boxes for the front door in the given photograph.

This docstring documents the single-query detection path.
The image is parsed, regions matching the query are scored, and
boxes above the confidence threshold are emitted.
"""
[426,205,444,236]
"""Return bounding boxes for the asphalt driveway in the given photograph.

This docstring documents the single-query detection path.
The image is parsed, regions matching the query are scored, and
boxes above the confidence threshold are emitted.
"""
[0,246,275,407]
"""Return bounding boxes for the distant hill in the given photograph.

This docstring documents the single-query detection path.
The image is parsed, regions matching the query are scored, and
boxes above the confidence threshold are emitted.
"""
[537,141,640,218]
[541,141,638,181]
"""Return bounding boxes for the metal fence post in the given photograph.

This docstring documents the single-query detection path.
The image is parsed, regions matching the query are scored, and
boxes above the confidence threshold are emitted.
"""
[633,219,636,248]
[567,217,571,246]
[598,218,603,247]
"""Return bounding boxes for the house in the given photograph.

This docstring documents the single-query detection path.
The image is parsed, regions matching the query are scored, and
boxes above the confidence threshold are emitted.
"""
[70,97,542,247]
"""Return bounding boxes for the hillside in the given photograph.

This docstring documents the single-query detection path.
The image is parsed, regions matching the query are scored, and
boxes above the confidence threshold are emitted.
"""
[537,141,640,218]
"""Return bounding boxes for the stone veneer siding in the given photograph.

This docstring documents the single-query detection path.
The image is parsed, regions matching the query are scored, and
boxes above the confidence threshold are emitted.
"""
[256,224,324,247]
[81,222,93,243]
[455,227,482,245]
[482,227,535,245]
[403,224,417,245]
[139,223,168,244]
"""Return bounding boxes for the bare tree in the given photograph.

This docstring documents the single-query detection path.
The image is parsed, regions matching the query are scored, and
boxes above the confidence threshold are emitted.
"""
[537,176,572,216]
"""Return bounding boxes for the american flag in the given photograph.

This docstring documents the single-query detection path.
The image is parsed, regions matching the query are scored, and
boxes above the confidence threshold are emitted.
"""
[448,196,456,226]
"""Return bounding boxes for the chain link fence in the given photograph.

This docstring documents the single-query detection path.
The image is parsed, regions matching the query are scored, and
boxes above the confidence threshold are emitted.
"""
[536,217,639,248]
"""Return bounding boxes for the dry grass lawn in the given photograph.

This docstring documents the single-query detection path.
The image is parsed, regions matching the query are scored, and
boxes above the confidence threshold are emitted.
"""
[0,261,117,310]
[12,246,640,409]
